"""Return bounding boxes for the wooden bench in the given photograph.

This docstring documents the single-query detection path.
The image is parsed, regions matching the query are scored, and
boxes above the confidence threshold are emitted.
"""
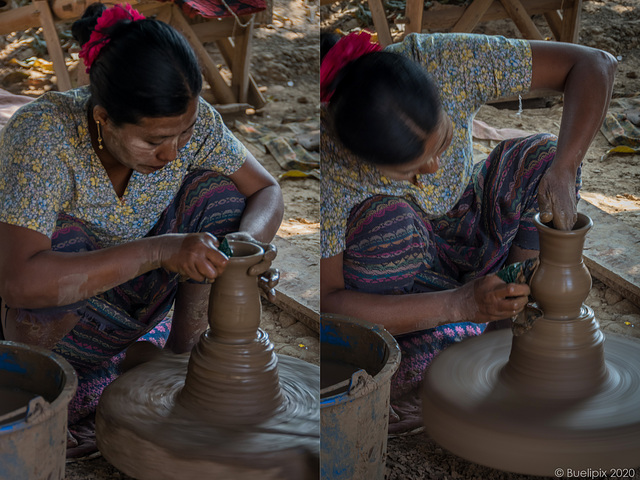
[0,0,265,107]
[367,0,583,48]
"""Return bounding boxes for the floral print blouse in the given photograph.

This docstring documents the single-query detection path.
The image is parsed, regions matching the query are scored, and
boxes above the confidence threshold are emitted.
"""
[0,87,248,247]
[321,33,532,258]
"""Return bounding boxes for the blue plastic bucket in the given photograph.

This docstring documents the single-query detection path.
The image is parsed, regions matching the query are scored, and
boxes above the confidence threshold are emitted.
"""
[320,314,400,480]
[0,341,77,480]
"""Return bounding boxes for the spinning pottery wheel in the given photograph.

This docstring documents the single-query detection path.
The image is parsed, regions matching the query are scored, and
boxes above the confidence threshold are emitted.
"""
[96,241,319,480]
[422,214,640,476]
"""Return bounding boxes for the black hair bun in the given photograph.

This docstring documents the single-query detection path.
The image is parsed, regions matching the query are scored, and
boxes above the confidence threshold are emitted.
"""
[320,32,341,62]
[71,2,108,46]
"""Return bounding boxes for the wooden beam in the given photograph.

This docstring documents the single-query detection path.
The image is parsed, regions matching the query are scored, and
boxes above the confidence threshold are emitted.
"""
[0,3,41,36]
[419,0,564,31]
[168,5,236,104]
[498,0,544,40]
[230,17,254,103]
[35,1,72,91]
[543,10,562,40]
[452,0,495,32]
[267,236,320,333]
[559,0,582,43]
[405,0,425,35]
[367,0,393,47]
[578,200,640,308]
[189,17,239,41]
[216,38,266,108]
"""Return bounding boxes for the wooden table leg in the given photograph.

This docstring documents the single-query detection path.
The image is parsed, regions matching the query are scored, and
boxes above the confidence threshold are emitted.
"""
[36,1,72,91]
[452,0,494,33]
[169,5,237,104]
[498,0,544,40]
[366,0,393,47]
[231,17,253,103]
[404,0,424,36]
[560,0,582,43]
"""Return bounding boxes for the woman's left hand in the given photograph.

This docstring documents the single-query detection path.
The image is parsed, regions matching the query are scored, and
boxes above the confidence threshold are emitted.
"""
[537,165,578,231]
[224,232,279,300]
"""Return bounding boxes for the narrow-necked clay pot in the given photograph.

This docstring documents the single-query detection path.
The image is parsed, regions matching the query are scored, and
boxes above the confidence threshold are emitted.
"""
[208,241,264,344]
[529,212,593,320]
[177,240,283,425]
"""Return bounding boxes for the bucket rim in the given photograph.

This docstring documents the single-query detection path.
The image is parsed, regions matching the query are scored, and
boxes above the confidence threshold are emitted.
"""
[0,340,77,429]
[320,313,401,404]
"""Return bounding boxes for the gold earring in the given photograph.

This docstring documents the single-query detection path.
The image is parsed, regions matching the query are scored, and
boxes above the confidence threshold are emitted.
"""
[96,121,104,150]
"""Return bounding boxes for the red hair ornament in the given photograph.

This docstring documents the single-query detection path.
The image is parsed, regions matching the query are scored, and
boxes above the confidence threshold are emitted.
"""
[79,3,146,73]
[320,31,382,103]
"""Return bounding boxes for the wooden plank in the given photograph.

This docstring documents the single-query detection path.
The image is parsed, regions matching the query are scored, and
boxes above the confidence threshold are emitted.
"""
[405,0,425,35]
[559,0,582,43]
[578,200,640,308]
[543,10,562,40]
[0,3,41,36]
[419,0,564,31]
[168,5,237,104]
[452,0,494,33]
[35,1,72,91]
[366,0,393,47]
[189,18,239,42]
[216,38,266,108]
[267,235,319,333]
[498,0,544,40]
[247,74,266,109]
[231,17,254,103]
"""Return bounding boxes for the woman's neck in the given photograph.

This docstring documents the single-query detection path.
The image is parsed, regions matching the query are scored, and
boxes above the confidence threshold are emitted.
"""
[87,109,132,198]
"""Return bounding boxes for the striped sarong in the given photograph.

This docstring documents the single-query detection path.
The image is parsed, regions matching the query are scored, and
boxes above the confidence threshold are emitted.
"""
[8,170,245,426]
[343,134,581,399]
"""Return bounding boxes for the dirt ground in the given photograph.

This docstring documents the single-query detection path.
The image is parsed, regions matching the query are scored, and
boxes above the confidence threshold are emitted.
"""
[2,0,640,478]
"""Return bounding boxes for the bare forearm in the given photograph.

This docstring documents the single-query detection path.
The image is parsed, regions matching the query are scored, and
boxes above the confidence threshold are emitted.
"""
[555,50,616,171]
[321,287,470,336]
[238,184,284,243]
[2,236,162,309]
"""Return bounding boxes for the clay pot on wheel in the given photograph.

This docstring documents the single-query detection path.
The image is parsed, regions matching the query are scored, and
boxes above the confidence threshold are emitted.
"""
[529,213,593,319]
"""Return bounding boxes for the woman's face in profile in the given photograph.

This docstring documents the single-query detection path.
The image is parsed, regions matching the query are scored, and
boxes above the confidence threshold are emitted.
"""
[376,112,453,183]
[103,98,199,174]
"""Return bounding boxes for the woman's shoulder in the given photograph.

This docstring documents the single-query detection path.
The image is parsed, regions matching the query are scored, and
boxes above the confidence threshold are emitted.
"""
[3,87,89,135]
[386,32,529,63]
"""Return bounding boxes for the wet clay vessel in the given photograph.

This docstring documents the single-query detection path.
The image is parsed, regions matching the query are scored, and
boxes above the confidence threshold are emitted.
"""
[421,213,640,476]
[96,241,319,480]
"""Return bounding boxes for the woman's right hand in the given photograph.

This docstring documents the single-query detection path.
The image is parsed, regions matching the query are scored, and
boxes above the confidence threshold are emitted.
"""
[459,274,530,324]
[155,233,229,283]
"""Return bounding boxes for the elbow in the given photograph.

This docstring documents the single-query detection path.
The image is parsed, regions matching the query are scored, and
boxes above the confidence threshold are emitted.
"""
[595,49,618,93]
[0,274,57,309]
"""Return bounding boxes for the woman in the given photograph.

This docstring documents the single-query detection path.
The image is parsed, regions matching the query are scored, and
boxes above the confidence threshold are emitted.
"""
[0,3,283,456]
[320,31,616,433]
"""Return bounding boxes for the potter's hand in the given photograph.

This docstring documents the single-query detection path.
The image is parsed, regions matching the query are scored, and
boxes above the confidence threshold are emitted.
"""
[157,233,228,283]
[537,166,578,230]
[224,232,277,275]
[259,267,280,302]
[461,274,530,323]
[225,232,280,301]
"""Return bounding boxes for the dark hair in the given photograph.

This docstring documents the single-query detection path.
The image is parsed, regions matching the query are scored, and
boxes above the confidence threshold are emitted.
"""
[320,32,340,62]
[72,3,202,126]
[326,47,441,166]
